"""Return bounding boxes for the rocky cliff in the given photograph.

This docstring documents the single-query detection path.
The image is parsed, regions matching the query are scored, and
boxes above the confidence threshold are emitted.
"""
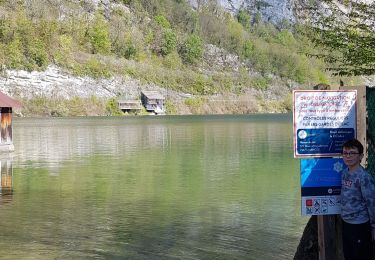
[219,0,296,24]
[188,0,312,25]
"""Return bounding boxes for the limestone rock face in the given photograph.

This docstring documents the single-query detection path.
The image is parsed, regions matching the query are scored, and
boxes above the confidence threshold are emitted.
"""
[189,0,312,25]
[219,0,296,24]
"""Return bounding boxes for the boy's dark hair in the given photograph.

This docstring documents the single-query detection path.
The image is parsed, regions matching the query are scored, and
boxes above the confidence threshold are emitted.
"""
[343,139,364,154]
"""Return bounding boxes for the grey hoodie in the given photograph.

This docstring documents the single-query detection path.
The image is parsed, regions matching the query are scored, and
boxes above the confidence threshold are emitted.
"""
[341,166,375,230]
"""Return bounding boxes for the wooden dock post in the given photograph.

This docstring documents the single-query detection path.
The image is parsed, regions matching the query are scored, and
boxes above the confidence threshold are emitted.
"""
[317,215,336,260]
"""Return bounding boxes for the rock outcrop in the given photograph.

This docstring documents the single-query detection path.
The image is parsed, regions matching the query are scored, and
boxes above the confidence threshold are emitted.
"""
[0,65,179,100]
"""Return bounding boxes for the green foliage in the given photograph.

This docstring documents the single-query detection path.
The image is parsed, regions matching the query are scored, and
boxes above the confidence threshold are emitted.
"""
[54,35,74,67]
[26,38,48,69]
[304,1,375,76]
[225,18,244,54]
[114,37,139,60]
[275,30,296,47]
[163,51,182,69]
[124,44,137,59]
[0,8,49,71]
[249,37,316,83]
[90,13,111,54]
[242,40,254,59]
[74,57,111,79]
[165,99,177,114]
[105,97,124,116]
[66,96,86,116]
[180,34,203,64]
[154,15,171,29]
[152,25,177,56]
[237,9,251,30]
[251,76,270,90]
[21,95,107,117]
[160,29,177,56]
[0,0,334,104]
[112,24,144,60]
[281,93,292,112]
[5,38,24,69]
[184,97,204,107]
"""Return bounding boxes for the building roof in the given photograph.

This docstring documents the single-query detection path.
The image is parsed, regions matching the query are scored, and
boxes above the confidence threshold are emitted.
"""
[0,91,22,108]
[141,91,165,100]
[118,99,141,104]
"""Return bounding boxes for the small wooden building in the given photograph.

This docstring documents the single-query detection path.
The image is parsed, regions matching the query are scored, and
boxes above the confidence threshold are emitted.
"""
[141,91,165,114]
[0,91,22,152]
[118,99,143,113]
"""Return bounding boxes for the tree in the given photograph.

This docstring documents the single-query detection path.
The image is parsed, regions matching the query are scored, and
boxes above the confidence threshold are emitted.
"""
[90,13,111,54]
[304,0,375,76]
[152,15,177,56]
[180,34,203,64]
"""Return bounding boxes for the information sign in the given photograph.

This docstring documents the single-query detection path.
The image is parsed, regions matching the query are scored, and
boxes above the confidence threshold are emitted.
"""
[301,158,344,215]
[293,90,357,158]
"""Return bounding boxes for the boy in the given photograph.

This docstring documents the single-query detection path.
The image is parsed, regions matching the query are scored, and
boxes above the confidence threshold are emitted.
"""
[341,139,375,260]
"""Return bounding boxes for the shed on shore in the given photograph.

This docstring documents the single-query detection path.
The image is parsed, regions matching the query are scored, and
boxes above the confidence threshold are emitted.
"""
[141,91,165,114]
[118,99,143,113]
[0,92,21,152]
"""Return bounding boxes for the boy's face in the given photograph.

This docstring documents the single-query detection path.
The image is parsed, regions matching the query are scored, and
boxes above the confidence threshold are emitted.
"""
[342,146,363,168]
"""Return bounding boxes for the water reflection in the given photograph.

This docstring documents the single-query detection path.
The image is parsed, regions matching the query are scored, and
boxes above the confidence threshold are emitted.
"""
[0,155,13,204]
[4,115,306,259]
[13,118,172,166]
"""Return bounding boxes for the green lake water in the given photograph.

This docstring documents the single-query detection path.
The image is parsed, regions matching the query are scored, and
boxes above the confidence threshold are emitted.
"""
[0,114,307,259]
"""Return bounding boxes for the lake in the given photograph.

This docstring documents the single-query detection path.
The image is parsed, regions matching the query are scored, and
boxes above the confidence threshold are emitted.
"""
[0,114,307,259]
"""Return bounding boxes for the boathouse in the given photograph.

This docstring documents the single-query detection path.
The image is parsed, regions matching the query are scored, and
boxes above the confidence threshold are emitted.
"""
[0,91,21,152]
[118,99,143,113]
[141,91,165,114]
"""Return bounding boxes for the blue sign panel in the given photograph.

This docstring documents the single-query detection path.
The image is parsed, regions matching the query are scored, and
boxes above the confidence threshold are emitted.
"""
[301,158,344,187]
[297,128,355,155]
[300,158,344,215]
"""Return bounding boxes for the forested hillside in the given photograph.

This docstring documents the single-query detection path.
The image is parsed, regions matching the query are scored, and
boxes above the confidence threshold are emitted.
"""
[0,0,367,116]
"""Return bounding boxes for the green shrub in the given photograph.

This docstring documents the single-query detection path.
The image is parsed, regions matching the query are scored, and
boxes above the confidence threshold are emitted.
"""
[27,38,48,69]
[211,73,233,91]
[184,97,204,107]
[242,40,254,59]
[54,35,74,67]
[226,19,244,54]
[80,57,112,79]
[5,38,24,69]
[105,97,124,116]
[163,51,182,69]
[160,29,176,56]
[165,99,177,114]
[281,93,293,112]
[90,13,111,54]
[154,15,171,29]
[180,34,203,64]
[251,76,269,90]
[237,9,251,30]
[275,30,297,47]
[66,96,86,116]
